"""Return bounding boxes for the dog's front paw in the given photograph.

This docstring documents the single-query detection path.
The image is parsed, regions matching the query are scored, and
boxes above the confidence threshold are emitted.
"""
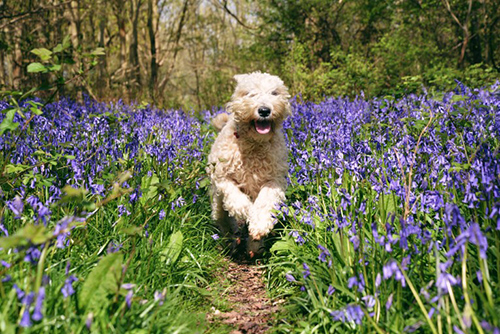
[223,194,252,221]
[248,209,274,241]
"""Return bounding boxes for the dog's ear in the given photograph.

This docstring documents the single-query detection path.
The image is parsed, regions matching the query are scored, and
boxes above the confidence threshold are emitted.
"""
[233,74,247,84]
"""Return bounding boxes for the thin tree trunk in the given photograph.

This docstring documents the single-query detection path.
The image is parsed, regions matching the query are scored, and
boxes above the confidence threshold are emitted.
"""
[12,24,22,89]
[147,0,158,102]
[158,0,190,92]
[129,0,142,93]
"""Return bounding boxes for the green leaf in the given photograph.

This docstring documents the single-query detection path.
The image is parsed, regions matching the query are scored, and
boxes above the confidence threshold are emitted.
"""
[0,224,50,249]
[161,231,184,265]
[27,62,47,73]
[0,109,19,135]
[27,101,43,115]
[5,163,31,174]
[48,64,62,72]
[270,239,295,254]
[79,252,123,312]
[31,48,52,61]
[140,173,159,204]
[91,47,105,56]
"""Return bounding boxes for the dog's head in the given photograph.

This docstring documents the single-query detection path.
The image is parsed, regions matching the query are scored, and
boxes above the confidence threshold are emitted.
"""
[227,72,291,141]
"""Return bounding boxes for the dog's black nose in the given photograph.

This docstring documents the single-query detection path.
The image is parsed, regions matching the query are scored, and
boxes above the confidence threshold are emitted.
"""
[258,107,271,118]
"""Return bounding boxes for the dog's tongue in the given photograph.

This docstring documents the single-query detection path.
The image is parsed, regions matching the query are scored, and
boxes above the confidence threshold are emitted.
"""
[255,120,272,134]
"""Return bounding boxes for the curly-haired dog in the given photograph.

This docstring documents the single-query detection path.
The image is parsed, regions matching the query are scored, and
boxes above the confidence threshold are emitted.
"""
[207,72,291,258]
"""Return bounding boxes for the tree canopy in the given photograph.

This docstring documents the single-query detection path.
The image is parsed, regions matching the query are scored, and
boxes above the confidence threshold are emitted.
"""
[0,0,498,109]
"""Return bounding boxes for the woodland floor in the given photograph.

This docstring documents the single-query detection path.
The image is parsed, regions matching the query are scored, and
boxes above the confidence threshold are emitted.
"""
[206,259,283,334]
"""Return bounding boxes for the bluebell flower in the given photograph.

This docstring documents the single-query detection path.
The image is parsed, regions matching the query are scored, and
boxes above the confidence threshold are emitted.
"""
[289,230,306,245]
[7,195,24,218]
[107,241,122,254]
[347,273,365,292]
[0,222,8,236]
[32,287,45,321]
[345,304,364,324]
[19,292,35,327]
[386,293,394,310]
[317,244,331,263]
[13,284,25,300]
[285,273,296,282]
[327,285,335,295]
[61,275,78,298]
[435,272,460,295]
[362,295,375,308]
[330,309,345,322]
[86,312,93,330]
[154,289,166,305]
[302,263,310,279]
[383,261,406,287]
[118,205,131,217]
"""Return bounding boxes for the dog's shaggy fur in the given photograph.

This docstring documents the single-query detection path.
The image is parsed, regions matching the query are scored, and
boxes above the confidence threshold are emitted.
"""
[207,72,291,258]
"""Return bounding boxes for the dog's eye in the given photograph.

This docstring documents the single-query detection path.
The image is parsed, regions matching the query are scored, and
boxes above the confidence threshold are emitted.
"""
[271,91,279,96]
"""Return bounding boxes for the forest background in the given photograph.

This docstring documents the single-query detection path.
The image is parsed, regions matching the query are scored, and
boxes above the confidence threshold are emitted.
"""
[1,0,499,110]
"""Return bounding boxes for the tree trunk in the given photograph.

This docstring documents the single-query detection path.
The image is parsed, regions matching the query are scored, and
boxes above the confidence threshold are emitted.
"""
[147,0,158,102]
[12,24,22,90]
[129,0,142,94]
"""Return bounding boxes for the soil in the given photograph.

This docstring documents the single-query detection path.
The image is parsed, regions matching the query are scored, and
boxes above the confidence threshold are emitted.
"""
[207,259,283,334]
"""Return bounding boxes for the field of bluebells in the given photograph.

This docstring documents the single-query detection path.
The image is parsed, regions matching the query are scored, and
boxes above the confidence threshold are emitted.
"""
[1,81,500,333]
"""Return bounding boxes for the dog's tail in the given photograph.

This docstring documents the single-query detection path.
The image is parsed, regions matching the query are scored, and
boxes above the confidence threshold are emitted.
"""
[211,113,229,132]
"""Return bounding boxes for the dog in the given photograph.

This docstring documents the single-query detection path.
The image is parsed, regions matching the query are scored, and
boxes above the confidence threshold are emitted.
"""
[207,72,291,258]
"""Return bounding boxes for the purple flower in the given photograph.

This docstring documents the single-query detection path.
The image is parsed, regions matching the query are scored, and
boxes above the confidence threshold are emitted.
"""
[126,290,133,308]
[7,195,24,217]
[362,295,375,308]
[331,309,345,322]
[285,273,296,282]
[447,223,488,259]
[347,274,365,292]
[0,222,8,236]
[61,275,78,298]
[118,205,131,217]
[13,284,25,300]
[317,244,331,262]
[302,262,310,279]
[19,292,35,327]
[32,287,45,321]
[386,293,394,310]
[289,230,306,245]
[436,272,460,295]
[20,308,32,327]
[211,234,219,240]
[327,285,335,295]
[107,241,122,254]
[345,304,364,324]
[154,289,166,305]
[86,312,93,330]
[122,283,135,308]
[383,261,406,287]
[159,209,166,220]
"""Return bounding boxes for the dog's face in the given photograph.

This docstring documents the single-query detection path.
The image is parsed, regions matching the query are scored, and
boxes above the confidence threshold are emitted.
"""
[227,72,291,141]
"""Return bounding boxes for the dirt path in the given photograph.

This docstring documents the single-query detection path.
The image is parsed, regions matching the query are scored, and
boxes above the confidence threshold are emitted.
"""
[207,259,282,333]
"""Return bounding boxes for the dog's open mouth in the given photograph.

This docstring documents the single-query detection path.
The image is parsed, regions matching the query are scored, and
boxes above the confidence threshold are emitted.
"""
[254,120,272,135]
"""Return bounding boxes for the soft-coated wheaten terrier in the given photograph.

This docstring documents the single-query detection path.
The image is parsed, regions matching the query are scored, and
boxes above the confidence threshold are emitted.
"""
[207,72,291,258]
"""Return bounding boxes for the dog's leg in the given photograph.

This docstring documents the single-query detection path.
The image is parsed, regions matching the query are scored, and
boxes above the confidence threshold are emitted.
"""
[216,179,253,222]
[247,182,285,257]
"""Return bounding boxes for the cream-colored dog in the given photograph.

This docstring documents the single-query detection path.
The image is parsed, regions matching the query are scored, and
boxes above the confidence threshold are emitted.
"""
[207,72,291,258]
